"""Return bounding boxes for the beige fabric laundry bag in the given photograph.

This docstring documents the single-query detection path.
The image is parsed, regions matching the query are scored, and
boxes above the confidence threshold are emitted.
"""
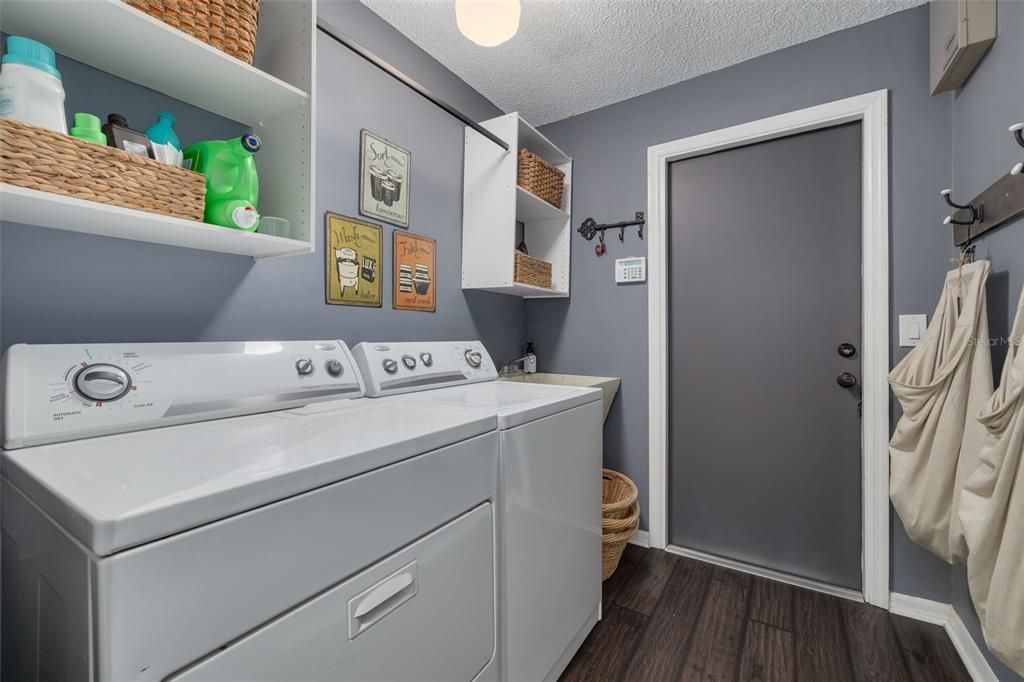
[889,260,992,564]
[960,287,1024,674]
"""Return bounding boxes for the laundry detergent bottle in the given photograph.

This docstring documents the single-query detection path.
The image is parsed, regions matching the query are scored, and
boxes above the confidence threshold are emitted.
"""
[0,36,67,133]
[183,133,261,231]
[145,111,182,167]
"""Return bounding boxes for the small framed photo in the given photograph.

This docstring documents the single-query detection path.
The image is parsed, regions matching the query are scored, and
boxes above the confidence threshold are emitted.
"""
[360,129,410,228]
[393,231,436,312]
[325,212,383,308]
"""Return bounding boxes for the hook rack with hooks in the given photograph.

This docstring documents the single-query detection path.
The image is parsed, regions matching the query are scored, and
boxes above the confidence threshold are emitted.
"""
[942,122,1024,247]
[578,212,645,257]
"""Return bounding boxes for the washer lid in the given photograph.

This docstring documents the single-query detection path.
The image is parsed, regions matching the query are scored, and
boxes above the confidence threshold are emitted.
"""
[2,400,496,557]
[390,381,601,429]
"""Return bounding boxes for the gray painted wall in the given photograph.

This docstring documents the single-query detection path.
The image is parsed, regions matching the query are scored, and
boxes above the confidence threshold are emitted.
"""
[949,2,1024,678]
[531,5,956,601]
[1,2,525,365]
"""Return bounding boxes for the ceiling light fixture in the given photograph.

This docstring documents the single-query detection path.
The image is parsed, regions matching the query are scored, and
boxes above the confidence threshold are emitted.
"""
[455,0,521,47]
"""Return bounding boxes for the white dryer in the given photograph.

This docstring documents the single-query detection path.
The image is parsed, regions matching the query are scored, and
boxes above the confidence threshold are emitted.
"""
[352,341,603,682]
[1,340,500,682]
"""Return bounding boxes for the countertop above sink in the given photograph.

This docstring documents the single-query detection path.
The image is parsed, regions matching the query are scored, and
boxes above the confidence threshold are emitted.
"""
[499,373,620,423]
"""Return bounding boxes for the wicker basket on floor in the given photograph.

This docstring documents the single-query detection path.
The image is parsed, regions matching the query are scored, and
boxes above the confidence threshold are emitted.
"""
[514,251,553,289]
[0,118,206,222]
[602,469,639,580]
[124,0,260,64]
[517,148,564,208]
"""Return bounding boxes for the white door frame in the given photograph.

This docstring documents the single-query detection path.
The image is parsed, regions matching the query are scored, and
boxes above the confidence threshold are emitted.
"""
[646,90,890,608]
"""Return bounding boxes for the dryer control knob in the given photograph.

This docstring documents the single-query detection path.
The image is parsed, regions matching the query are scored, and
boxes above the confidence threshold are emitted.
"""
[465,350,483,368]
[325,359,344,377]
[296,358,315,376]
[420,352,433,367]
[382,358,399,374]
[74,364,131,402]
[402,354,417,370]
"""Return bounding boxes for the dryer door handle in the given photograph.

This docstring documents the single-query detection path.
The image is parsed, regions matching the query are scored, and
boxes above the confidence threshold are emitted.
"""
[349,562,418,638]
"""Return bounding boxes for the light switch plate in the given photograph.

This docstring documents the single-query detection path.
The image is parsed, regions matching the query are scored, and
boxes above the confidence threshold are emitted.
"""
[615,257,646,283]
[899,314,928,347]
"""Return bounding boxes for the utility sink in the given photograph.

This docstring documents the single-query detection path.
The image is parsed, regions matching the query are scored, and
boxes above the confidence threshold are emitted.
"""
[500,373,620,423]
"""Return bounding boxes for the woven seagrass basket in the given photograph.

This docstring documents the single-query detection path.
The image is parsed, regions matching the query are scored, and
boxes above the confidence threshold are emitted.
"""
[0,118,206,222]
[602,469,640,580]
[517,148,564,209]
[124,0,260,65]
[514,251,553,289]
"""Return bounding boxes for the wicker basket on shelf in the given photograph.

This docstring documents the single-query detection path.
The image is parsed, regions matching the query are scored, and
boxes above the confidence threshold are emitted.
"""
[513,251,553,289]
[517,148,564,209]
[124,0,260,64]
[0,118,206,222]
[602,469,639,580]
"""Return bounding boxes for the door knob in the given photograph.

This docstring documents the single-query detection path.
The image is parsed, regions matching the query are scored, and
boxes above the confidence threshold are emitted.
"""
[837,343,857,358]
[837,372,858,389]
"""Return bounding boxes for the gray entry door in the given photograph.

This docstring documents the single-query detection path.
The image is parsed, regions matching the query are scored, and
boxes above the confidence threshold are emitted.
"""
[668,122,863,589]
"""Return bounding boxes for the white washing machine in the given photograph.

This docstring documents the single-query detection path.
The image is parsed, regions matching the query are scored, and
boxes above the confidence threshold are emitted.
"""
[1,340,500,682]
[352,341,603,682]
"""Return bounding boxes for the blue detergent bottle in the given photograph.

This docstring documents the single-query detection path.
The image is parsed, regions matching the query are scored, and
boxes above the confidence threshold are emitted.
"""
[145,112,182,166]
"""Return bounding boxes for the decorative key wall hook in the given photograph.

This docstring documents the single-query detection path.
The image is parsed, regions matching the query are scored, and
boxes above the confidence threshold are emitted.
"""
[578,212,645,256]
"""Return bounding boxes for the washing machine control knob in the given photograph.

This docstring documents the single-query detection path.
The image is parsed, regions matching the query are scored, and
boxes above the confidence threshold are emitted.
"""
[382,358,399,374]
[296,358,315,376]
[325,359,344,377]
[401,354,417,370]
[420,352,433,367]
[74,364,131,402]
[465,350,483,368]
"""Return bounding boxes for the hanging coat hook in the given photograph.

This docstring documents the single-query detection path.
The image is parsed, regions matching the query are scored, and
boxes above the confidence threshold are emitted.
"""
[941,188,983,225]
[1010,123,1024,176]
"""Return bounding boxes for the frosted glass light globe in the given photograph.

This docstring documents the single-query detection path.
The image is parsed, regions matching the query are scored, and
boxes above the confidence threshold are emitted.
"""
[455,0,521,47]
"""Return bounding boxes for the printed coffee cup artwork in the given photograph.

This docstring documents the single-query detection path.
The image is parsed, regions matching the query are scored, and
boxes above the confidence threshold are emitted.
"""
[394,231,435,312]
[325,212,383,308]
[360,129,410,228]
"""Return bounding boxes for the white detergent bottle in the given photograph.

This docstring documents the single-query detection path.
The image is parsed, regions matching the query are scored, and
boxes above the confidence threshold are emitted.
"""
[0,36,67,134]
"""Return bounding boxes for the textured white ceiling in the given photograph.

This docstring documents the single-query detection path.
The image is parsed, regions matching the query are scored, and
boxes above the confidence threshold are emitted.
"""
[360,0,926,125]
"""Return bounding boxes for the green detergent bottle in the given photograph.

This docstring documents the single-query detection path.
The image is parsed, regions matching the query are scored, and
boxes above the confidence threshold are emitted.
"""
[183,133,262,231]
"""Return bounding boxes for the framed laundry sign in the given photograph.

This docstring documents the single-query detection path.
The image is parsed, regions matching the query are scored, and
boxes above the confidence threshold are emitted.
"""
[359,129,410,228]
[324,212,383,308]
[393,231,435,312]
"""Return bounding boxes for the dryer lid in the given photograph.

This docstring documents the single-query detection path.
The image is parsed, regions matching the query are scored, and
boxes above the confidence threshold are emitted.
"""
[391,381,601,429]
[2,400,496,556]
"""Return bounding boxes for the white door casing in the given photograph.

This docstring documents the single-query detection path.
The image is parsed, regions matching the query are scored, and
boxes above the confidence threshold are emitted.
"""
[646,90,890,607]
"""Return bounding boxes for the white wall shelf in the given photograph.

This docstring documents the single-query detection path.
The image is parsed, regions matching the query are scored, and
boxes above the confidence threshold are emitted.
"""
[0,186,312,258]
[463,113,572,298]
[516,186,570,224]
[0,0,316,260]
[0,0,307,126]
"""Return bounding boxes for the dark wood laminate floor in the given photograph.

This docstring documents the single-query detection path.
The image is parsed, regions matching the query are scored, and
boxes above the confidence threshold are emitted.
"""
[561,546,971,682]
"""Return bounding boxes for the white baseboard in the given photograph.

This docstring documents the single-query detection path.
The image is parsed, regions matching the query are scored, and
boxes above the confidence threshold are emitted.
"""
[889,592,951,625]
[627,529,650,548]
[663,544,863,603]
[889,593,998,682]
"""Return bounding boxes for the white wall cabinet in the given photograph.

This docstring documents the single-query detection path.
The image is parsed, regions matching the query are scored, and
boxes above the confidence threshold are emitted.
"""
[0,0,315,259]
[462,113,572,298]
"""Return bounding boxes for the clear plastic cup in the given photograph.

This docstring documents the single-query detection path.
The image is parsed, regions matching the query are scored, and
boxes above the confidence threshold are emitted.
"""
[258,216,291,238]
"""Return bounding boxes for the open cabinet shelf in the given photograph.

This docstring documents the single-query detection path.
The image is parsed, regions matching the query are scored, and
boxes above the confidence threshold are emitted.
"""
[463,113,572,298]
[0,0,315,259]
[0,185,311,258]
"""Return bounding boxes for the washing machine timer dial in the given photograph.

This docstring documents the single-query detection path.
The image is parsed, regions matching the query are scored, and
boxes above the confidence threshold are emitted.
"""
[73,363,132,402]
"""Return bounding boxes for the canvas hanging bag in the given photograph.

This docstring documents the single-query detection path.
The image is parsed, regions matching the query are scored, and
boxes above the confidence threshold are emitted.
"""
[959,287,1024,674]
[888,259,992,564]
